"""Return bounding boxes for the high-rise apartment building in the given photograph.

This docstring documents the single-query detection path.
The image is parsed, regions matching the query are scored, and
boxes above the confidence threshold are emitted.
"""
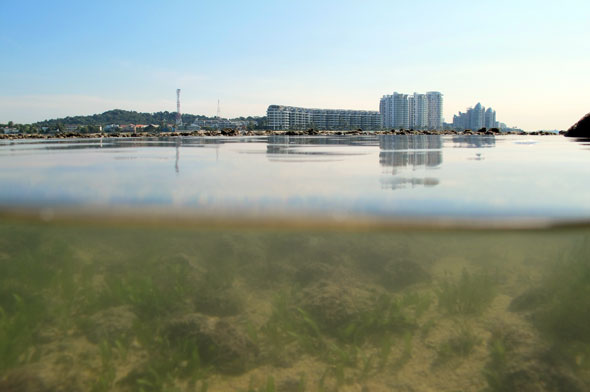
[267,105,382,130]
[426,91,443,129]
[380,91,443,129]
[452,103,498,130]
[484,108,496,129]
[412,93,429,129]
[380,93,409,129]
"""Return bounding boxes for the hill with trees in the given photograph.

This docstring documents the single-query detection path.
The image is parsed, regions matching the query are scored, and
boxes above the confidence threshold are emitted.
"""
[34,109,208,128]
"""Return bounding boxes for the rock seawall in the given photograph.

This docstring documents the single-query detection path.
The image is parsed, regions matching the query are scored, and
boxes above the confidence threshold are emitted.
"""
[0,128,546,140]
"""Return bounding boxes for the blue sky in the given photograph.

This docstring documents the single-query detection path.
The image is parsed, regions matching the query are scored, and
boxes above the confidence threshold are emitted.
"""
[1,0,589,130]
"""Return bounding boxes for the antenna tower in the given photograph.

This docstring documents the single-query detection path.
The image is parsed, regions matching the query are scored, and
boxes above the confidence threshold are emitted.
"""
[217,99,221,119]
[176,89,182,128]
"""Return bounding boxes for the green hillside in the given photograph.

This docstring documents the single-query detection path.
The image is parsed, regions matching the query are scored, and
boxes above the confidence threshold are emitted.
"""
[34,109,208,127]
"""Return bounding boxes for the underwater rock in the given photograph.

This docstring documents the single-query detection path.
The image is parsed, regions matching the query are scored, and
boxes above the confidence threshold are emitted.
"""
[0,363,83,392]
[496,358,586,392]
[565,112,590,137]
[277,376,306,392]
[34,327,62,344]
[165,313,258,374]
[293,262,333,286]
[508,287,551,313]
[484,325,586,392]
[194,286,243,316]
[83,305,137,344]
[358,249,393,273]
[380,258,430,291]
[301,280,370,331]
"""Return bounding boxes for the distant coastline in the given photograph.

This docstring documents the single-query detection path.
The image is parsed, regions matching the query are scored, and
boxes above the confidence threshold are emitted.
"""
[0,128,560,140]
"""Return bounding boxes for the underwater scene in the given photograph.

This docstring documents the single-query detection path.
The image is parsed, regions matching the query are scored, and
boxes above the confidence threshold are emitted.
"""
[1,217,590,392]
[1,134,590,391]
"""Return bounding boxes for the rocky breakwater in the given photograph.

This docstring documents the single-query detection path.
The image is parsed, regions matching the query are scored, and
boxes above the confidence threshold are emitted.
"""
[565,113,590,137]
[0,128,536,140]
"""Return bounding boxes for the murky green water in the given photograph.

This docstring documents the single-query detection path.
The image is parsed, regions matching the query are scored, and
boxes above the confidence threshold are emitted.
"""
[1,135,590,391]
[1,216,589,391]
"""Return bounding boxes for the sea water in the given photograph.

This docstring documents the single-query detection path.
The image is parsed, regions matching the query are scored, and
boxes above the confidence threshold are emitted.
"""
[0,135,589,391]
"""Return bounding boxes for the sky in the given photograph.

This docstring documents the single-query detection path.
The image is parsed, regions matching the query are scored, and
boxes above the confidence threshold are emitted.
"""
[1,0,589,130]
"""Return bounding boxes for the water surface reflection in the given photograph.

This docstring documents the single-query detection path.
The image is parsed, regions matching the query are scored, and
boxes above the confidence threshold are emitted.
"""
[1,135,590,220]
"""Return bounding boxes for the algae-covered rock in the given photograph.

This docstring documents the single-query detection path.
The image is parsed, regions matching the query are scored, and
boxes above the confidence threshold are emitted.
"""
[380,258,430,291]
[83,305,137,344]
[277,375,307,392]
[293,262,333,286]
[301,280,371,331]
[487,356,586,392]
[194,286,243,316]
[165,313,258,374]
[0,362,84,392]
[508,287,551,313]
[483,323,587,392]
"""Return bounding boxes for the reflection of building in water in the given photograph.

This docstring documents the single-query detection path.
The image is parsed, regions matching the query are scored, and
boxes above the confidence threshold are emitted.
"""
[451,135,496,148]
[266,135,379,157]
[175,138,180,174]
[268,135,378,147]
[266,144,315,155]
[265,135,392,165]
[380,176,439,190]
[379,135,443,168]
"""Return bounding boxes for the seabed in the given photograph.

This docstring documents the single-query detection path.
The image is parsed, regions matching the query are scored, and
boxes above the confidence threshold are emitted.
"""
[1,216,590,391]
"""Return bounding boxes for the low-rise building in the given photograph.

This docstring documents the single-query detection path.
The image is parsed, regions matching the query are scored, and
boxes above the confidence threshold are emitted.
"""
[191,118,247,130]
[119,124,137,132]
[267,105,382,130]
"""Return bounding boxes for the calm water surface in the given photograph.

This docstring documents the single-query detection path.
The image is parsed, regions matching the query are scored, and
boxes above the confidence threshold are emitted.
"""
[1,134,589,219]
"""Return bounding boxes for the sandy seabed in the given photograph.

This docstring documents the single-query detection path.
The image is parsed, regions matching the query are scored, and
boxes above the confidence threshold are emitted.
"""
[0,219,589,391]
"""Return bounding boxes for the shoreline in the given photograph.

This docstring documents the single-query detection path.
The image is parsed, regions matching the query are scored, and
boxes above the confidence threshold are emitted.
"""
[0,129,558,140]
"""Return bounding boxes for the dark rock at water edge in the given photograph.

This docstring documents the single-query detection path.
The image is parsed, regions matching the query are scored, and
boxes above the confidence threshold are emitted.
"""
[565,113,590,137]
